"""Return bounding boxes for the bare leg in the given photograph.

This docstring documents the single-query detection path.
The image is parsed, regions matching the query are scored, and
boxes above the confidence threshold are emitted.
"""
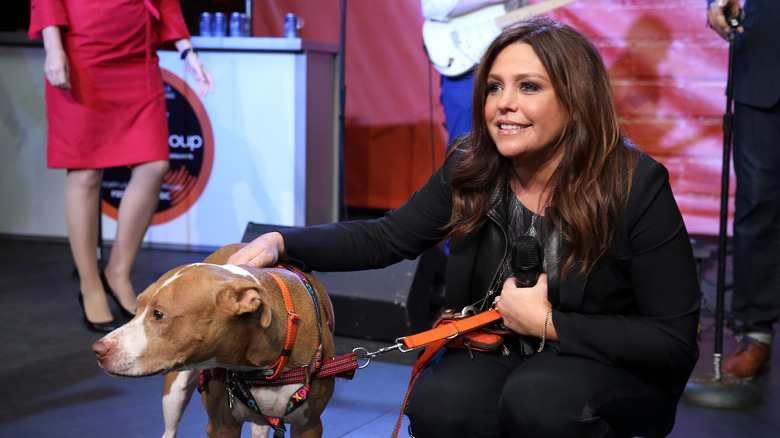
[65,168,112,323]
[103,160,169,312]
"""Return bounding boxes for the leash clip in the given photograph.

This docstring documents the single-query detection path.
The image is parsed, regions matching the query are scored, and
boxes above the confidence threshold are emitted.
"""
[353,340,410,369]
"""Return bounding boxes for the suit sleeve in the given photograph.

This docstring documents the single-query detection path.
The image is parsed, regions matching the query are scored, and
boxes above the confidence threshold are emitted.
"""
[29,0,69,40]
[280,149,459,272]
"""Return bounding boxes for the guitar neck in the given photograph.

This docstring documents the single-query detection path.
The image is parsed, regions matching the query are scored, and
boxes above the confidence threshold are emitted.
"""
[495,0,580,28]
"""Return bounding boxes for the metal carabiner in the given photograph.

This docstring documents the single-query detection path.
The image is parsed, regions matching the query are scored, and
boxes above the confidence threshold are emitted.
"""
[353,340,408,369]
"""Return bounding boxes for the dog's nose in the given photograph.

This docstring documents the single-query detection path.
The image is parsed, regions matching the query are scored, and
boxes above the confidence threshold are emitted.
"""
[92,341,109,359]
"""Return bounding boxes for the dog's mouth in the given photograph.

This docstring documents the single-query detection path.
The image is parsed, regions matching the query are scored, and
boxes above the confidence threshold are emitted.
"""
[103,367,169,378]
[97,353,217,378]
[97,359,171,378]
[106,370,162,378]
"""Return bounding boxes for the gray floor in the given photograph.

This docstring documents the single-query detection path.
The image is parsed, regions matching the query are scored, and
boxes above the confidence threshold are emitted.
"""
[0,236,778,437]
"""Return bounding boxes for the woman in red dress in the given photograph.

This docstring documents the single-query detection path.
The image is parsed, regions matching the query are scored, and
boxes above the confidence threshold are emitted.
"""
[29,0,213,332]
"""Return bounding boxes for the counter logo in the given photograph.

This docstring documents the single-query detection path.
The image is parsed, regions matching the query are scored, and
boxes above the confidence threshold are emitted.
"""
[100,68,214,225]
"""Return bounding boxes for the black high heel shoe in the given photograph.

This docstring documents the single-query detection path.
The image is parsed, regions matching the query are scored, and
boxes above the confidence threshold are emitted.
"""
[77,294,117,333]
[100,270,137,319]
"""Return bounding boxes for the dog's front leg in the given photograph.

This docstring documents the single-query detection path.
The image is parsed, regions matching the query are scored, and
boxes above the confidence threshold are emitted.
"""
[250,423,271,438]
[161,370,199,438]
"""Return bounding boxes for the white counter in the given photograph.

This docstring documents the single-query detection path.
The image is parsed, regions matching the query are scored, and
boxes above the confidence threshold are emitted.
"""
[0,35,340,249]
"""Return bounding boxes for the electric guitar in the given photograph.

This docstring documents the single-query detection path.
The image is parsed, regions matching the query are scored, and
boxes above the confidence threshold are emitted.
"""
[422,0,581,77]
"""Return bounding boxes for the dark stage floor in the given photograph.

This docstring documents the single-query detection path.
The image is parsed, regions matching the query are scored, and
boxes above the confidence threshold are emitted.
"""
[0,236,778,437]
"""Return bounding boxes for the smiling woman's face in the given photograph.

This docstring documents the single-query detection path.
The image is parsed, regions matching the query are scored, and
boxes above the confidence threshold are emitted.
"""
[484,43,566,162]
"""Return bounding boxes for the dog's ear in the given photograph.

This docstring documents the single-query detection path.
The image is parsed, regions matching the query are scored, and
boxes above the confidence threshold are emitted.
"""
[254,288,273,329]
[235,287,261,314]
[220,283,272,328]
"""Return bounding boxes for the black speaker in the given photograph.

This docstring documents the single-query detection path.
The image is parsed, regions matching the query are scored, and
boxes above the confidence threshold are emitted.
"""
[241,222,447,342]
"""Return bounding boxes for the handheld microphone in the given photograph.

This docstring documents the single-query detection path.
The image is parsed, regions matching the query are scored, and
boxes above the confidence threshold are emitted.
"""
[512,236,542,288]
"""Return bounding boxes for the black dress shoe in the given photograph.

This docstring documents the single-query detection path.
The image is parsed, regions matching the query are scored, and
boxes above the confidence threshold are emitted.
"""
[100,270,136,319]
[77,294,117,333]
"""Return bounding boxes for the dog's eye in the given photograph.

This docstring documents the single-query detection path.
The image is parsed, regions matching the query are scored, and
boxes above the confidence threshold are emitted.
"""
[153,310,165,320]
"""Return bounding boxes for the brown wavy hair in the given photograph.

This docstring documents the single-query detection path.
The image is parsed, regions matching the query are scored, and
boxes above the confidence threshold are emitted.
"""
[445,17,637,278]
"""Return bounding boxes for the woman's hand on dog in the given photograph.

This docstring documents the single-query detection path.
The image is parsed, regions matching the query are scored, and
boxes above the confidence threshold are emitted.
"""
[228,232,285,268]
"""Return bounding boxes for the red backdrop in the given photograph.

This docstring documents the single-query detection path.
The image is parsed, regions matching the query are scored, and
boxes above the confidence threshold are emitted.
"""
[251,0,732,236]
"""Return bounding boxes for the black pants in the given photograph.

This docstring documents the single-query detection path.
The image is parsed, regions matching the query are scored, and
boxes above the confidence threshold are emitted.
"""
[405,346,679,438]
[731,100,780,336]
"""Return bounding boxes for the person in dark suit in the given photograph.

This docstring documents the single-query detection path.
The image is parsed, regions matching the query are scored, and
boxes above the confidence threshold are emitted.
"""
[230,18,700,437]
[707,0,780,379]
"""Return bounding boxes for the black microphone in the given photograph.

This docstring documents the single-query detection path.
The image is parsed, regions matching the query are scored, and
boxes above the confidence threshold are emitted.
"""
[512,235,542,287]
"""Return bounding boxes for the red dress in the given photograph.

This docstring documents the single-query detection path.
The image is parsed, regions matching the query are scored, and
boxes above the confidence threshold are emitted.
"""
[29,0,190,169]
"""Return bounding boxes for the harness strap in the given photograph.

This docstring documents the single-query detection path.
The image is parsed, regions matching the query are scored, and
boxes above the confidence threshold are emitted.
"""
[198,352,358,393]
[399,308,502,350]
[252,352,358,386]
[273,264,328,417]
[227,374,288,437]
[265,272,299,380]
[279,263,334,333]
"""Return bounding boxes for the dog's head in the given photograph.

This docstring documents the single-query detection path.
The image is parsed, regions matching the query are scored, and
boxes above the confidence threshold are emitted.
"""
[92,263,278,377]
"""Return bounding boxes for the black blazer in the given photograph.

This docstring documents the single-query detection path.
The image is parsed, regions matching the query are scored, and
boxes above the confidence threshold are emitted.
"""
[280,145,700,397]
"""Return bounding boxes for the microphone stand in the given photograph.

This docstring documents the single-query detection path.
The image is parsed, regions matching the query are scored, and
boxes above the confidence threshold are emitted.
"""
[338,0,348,221]
[681,12,761,410]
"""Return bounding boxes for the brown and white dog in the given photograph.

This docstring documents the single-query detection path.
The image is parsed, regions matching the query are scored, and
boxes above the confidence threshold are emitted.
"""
[92,244,335,438]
